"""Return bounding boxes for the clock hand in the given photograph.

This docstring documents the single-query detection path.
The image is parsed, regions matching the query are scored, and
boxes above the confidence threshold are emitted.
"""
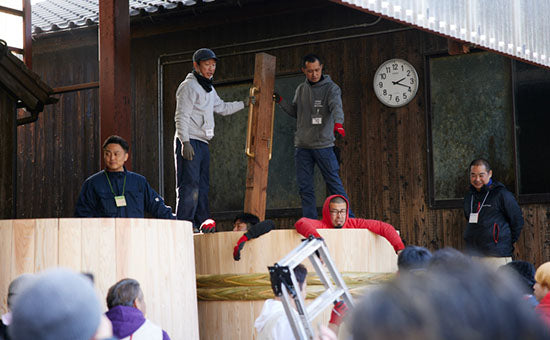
[392,77,406,85]
[394,83,411,89]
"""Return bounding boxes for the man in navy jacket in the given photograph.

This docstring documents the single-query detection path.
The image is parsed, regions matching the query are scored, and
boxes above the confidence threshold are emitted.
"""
[463,158,523,267]
[75,135,174,219]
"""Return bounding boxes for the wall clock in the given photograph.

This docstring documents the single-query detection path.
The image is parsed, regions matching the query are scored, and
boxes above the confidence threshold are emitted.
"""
[373,58,419,107]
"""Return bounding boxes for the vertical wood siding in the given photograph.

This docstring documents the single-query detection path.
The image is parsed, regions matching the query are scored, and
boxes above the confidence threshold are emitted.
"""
[19,1,550,266]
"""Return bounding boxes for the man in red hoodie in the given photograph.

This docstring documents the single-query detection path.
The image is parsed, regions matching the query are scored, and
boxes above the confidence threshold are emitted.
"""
[295,195,405,254]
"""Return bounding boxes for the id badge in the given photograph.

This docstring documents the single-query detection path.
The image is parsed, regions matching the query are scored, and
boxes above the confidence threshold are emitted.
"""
[312,117,322,125]
[312,100,323,125]
[469,213,479,224]
[205,129,214,138]
[115,195,127,207]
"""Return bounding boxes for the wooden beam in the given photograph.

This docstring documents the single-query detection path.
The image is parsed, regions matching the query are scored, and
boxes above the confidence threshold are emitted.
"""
[52,81,99,94]
[448,39,470,55]
[0,5,23,16]
[99,0,131,169]
[22,0,32,68]
[243,53,276,221]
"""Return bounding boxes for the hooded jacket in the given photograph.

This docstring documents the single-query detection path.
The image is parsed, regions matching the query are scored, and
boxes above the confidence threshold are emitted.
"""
[105,305,170,340]
[295,195,405,253]
[279,75,344,149]
[174,72,244,144]
[463,180,524,257]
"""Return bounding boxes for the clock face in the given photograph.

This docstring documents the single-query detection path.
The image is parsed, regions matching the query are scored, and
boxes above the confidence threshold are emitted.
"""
[373,59,419,107]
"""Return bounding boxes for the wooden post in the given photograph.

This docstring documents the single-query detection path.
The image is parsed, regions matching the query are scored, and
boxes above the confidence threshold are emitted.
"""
[244,53,276,220]
[99,0,131,169]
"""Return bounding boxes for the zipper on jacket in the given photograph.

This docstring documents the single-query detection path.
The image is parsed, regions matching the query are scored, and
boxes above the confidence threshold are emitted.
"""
[493,223,499,243]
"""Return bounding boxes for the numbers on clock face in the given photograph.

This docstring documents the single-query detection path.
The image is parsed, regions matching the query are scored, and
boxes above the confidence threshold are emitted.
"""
[373,59,418,107]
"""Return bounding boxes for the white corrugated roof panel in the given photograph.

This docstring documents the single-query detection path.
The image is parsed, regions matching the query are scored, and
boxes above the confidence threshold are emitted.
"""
[337,0,550,68]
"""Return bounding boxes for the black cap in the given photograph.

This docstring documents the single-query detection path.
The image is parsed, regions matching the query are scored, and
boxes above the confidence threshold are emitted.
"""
[193,48,218,63]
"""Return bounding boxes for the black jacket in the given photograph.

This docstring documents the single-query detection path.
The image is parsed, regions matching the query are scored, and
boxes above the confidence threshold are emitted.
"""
[74,169,175,219]
[463,180,524,257]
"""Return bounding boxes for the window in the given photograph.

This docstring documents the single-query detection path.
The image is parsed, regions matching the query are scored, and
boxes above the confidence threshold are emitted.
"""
[514,61,550,200]
[0,0,31,65]
[426,51,550,208]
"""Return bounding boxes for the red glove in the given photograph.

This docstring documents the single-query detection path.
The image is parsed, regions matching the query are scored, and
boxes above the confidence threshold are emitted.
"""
[329,300,348,326]
[333,123,345,137]
[307,230,322,239]
[233,234,249,261]
[200,219,216,233]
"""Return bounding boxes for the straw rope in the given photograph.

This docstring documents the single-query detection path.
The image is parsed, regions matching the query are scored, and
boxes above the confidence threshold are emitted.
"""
[196,272,394,301]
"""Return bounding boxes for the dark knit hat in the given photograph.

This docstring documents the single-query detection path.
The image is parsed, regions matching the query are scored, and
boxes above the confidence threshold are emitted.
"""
[9,268,101,340]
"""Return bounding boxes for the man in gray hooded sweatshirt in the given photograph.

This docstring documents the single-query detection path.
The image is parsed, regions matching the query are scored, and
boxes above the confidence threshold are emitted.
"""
[174,48,245,231]
[277,54,354,219]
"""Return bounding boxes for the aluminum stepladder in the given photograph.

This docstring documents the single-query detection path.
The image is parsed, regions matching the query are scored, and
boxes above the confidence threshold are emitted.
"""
[268,238,354,340]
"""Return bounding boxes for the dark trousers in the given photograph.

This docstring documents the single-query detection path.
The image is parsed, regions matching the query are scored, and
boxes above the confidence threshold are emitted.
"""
[295,147,354,219]
[175,138,210,228]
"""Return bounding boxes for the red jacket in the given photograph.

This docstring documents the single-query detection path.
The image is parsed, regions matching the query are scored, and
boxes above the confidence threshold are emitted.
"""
[536,293,550,328]
[295,195,405,253]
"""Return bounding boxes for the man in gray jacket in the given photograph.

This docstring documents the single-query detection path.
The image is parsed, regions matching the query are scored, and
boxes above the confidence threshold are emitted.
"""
[277,54,354,219]
[174,48,245,231]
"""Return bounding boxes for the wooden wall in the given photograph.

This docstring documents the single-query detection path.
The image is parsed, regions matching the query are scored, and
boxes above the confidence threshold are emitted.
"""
[0,218,199,339]
[0,91,16,219]
[19,31,99,218]
[19,0,550,266]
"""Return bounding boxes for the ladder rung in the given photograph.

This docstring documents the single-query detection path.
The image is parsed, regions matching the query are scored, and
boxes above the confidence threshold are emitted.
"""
[278,239,323,267]
[306,287,345,320]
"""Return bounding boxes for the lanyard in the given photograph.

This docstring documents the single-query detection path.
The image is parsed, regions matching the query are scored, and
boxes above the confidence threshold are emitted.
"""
[104,171,126,196]
[470,191,490,214]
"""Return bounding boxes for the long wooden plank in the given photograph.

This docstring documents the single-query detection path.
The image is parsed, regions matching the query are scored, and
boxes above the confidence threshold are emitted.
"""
[58,218,83,271]
[0,220,13,315]
[34,218,58,272]
[81,218,116,310]
[168,220,199,339]
[11,219,35,276]
[244,53,277,220]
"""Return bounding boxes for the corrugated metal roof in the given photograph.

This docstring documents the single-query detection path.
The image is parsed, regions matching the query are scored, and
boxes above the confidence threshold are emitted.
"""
[334,0,550,68]
[31,0,204,33]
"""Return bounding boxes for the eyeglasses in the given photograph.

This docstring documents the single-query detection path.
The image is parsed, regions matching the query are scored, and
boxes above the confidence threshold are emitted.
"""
[329,209,346,216]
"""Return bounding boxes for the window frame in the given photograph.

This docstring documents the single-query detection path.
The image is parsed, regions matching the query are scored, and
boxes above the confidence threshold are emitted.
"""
[0,0,31,67]
[423,49,550,209]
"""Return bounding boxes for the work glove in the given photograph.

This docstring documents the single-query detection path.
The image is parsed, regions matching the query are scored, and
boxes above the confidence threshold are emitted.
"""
[246,95,256,106]
[233,220,275,261]
[273,92,282,103]
[182,141,194,160]
[329,300,348,326]
[306,230,323,240]
[333,123,346,137]
[200,219,216,233]
[233,234,249,261]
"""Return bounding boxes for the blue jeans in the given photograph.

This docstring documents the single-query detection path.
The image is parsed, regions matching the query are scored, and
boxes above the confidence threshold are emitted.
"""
[295,147,354,219]
[175,138,210,228]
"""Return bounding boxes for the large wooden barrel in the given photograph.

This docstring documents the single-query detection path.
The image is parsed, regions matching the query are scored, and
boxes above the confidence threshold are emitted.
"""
[194,229,398,339]
[0,218,199,339]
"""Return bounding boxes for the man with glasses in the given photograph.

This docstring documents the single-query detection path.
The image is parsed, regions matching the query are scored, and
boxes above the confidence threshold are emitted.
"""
[295,195,404,254]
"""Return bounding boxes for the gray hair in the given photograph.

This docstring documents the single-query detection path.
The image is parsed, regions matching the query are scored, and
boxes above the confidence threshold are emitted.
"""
[106,278,142,309]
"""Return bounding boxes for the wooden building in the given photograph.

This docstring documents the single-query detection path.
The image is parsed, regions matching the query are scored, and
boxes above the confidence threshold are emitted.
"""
[19,0,550,265]
[0,39,55,219]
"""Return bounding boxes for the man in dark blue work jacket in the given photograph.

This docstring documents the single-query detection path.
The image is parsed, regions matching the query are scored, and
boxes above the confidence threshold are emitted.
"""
[75,135,175,219]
